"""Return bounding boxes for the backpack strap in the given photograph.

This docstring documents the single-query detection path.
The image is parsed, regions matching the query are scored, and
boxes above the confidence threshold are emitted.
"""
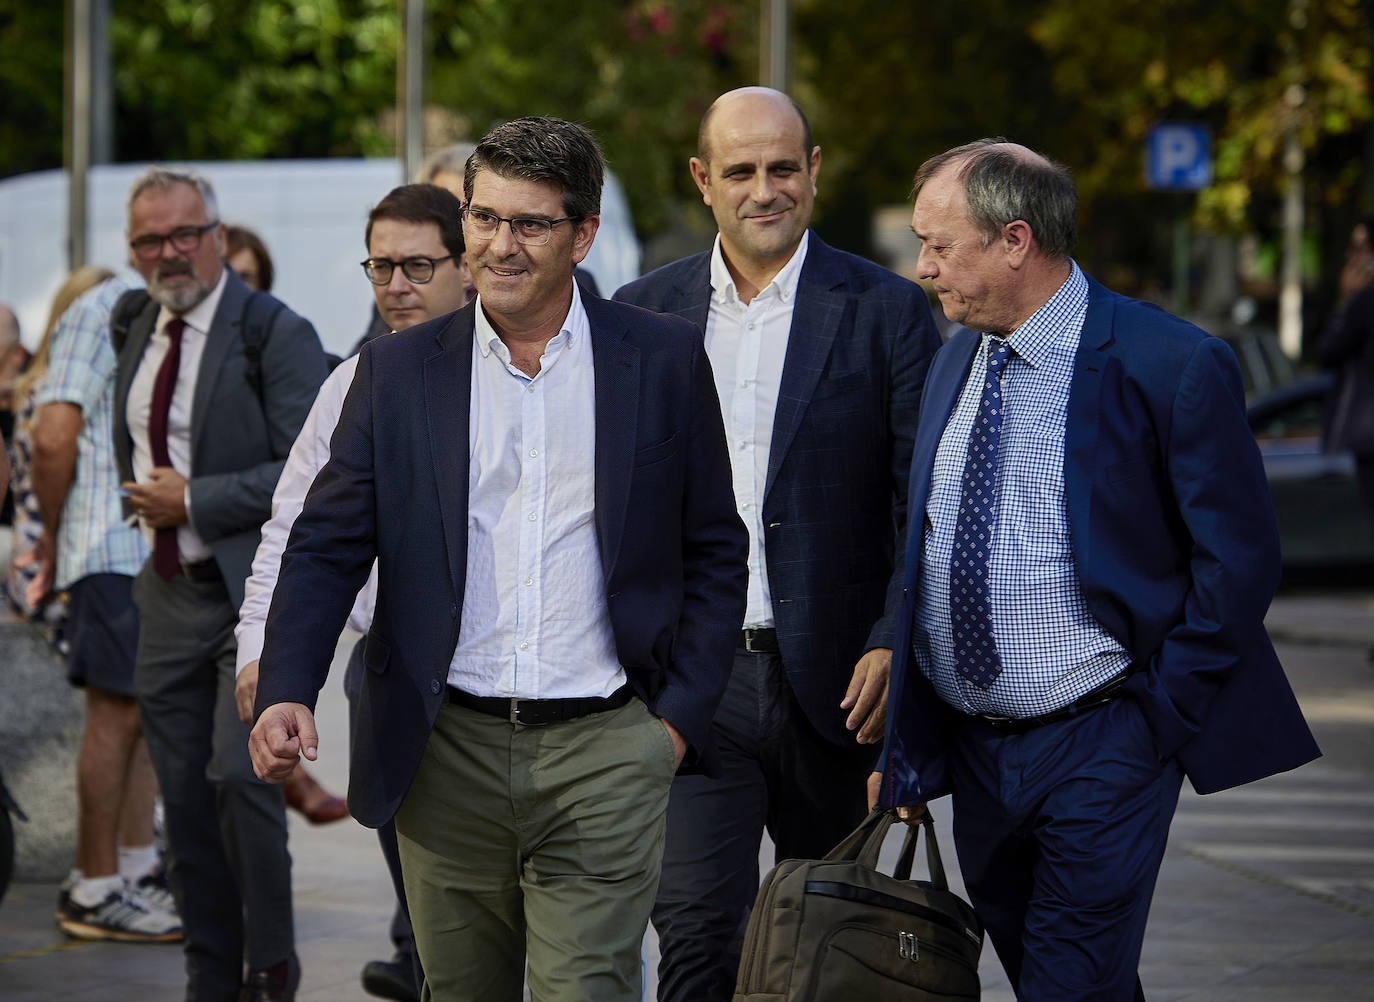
[237,290,287,406]
[109,289,156,355]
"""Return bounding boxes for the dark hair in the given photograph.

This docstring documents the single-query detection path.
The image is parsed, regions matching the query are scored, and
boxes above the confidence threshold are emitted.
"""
[697,89,812,164]
[463,117,604,220]
[365,183,466,259]
[224,225,274,292]
[912,138,1078,261]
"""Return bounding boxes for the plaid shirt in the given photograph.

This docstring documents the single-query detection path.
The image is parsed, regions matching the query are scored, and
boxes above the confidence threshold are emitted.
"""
[916,262,1131,717]
[33,269,150,588]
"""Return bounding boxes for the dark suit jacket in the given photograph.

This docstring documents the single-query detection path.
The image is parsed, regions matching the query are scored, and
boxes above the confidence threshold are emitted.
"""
[880,276,1320,806]
[615,234,940,744]
[112,269,328,609]
[255,293,749,828]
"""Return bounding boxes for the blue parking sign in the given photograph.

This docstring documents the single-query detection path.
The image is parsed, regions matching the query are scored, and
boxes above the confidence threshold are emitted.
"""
[1146,123,1212,191]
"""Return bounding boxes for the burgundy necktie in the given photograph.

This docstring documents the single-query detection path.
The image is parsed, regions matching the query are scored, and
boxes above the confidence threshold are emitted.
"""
[148,318,185,581]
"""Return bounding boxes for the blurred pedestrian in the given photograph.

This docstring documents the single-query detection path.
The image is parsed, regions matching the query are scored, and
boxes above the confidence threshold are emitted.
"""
[112,166,328,1002]
[225,225,275,294]
[235,182,471,1002]
[1320,216,1374,529]
[877,139,1320,1001]
[614,86,940,1002]
[25,264,184,943]
[0,304,29,525]
[248,117,747,1002]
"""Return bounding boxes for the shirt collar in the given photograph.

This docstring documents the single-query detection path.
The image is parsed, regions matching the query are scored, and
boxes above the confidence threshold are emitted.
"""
[1002,260,1087,369]
[474,279,587,360]
[708,229,811,307]
[158,266,227,338]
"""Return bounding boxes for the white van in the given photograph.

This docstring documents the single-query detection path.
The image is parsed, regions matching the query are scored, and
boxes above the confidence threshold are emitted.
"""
[0,159,642,357]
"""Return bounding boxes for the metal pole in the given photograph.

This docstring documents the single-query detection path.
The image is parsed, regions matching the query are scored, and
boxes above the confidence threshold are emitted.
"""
[1172,210,1190,318]
[759,0,789,91]
[399,0,425,183]
[92,0,113,164]
[66,0,93,270]
[1278,116,1305,359]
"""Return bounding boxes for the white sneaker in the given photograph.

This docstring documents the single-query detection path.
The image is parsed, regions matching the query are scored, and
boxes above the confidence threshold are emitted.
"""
[57,878,182,943]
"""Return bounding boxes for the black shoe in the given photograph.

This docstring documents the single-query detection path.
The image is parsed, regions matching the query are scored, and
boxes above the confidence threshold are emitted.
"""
[361,956,419,1002]
[241,953,300,1002]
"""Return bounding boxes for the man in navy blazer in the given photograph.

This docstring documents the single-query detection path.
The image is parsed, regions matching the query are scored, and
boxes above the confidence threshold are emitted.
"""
[249,118,747,1001]
[615,87,940,1002]
[877,140,1320,1000]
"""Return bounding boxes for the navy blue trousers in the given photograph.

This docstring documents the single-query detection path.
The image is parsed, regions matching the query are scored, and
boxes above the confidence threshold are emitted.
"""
[949,696,1183,1001]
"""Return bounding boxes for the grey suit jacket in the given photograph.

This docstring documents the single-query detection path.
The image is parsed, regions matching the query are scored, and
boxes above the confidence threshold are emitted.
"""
[112,268,328,608]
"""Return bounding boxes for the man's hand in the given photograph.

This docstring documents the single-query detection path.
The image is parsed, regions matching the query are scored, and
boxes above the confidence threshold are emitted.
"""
[236,660,260,725]
[661,718,688,769]
[841,647,891,744]
[13,529,55,610]
[122,467,188,528]
[248,702,319,782]
[867,769,925,826]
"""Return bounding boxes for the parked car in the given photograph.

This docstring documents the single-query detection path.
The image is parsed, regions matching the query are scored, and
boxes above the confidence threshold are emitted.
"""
[1247,373,1374,579]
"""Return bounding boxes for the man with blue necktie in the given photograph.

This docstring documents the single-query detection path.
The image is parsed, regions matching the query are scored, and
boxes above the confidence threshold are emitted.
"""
[875,139,1320,1001]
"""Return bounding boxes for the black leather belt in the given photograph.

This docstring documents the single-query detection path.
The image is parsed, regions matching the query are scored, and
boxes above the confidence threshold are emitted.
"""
[970,674,1130,734]
[738,628,779,654]
[180,558,222,584]
[447,684,633,726]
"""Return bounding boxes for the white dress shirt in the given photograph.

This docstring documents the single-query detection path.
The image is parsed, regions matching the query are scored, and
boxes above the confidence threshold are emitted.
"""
[704,231,809,629]
[449,285,625,699]
[126,269,227,563]
[235,353,377,673]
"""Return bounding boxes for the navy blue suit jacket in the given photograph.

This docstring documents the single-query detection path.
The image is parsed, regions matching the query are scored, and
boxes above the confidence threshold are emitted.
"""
[255,293,749,828]
[880,276,1320,806]
[615,234,941,744]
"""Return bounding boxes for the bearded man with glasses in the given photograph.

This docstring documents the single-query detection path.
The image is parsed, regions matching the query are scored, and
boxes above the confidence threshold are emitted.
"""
[111,166,329,1002]
[249,118,747,1002]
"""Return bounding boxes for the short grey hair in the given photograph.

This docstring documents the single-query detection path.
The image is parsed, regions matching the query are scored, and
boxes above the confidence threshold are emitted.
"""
[126,166,220,224]
[416,143,476,185]
[912,138,1077,261]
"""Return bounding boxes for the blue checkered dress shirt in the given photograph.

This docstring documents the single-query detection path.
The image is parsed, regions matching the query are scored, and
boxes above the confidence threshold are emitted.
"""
[916,262,1131,717]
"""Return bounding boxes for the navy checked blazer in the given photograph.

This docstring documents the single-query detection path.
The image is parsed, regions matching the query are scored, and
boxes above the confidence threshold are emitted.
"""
[615,233,941,745]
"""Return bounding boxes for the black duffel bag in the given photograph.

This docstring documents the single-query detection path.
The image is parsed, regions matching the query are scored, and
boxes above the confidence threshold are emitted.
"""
[733,807,984,1001]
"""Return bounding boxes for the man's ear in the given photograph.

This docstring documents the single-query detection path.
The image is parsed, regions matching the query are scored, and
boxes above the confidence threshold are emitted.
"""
[689,157,712,205]
[1002,219,1034,268]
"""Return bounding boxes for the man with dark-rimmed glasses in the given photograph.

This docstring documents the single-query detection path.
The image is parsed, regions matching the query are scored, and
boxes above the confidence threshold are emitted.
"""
[249,117,746,1001]
[111,165,328,1002]
[235,182,469,1002]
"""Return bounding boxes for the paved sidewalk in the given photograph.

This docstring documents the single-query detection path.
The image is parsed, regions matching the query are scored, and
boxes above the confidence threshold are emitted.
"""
[3,593,1373,1000]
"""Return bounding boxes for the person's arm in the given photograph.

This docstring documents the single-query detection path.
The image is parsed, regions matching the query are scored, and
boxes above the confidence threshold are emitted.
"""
[1128,336,1282,761]
[843,282,942,743]
[1319,285,1374,368]
[235,362,353,722]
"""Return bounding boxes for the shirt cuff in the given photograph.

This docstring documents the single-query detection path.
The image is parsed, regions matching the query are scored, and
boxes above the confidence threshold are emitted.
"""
[235,624,266,676]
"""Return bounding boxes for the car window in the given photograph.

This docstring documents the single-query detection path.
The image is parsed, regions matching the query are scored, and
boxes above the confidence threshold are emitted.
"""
[1252,396,1323,441]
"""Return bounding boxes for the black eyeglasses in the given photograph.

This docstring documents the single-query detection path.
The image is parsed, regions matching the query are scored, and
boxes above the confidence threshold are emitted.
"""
[461,208,578,246]
[129,221,218,259]
[360,255,455,286]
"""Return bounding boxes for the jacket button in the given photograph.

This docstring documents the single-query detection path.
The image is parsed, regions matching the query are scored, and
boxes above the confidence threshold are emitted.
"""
[450,603,458,618]
[430,679,441,695]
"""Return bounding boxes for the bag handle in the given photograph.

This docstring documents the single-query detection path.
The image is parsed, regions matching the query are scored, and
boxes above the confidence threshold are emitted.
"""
[822,806,951,892]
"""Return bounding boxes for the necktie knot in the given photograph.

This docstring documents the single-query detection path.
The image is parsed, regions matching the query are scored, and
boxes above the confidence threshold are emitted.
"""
[165,317,186,346]
[986,339,1012,377]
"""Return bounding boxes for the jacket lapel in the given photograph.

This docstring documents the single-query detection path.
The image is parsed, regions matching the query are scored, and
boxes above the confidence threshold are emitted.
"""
[586,296,639,580]
[671,255,713,336]
[766,236,845,500]
[1064,279,1115,574]
[190,270,249,460]
[424,308,475,604]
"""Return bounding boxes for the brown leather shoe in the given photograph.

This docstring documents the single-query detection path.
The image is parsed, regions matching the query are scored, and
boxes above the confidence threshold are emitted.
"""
[281,766,349,825]
[241,954,300,1001]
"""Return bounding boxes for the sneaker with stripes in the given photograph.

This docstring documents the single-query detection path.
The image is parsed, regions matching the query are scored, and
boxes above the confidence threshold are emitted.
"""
[56,877,182,943]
